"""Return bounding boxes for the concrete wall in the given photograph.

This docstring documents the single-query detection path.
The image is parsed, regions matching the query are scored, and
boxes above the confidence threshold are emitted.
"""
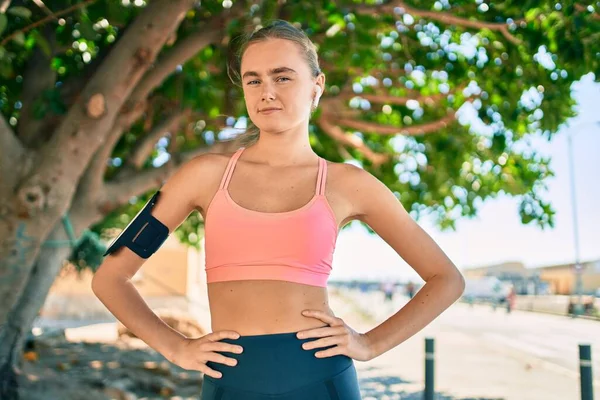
[514,294,598,318]
[41,236,206,322]
[538,265,600,295]
[463,260,600,295]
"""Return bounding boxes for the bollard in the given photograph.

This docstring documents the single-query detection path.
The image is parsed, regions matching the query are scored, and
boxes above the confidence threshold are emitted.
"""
[424,337,435,400]
[579,344,594,400]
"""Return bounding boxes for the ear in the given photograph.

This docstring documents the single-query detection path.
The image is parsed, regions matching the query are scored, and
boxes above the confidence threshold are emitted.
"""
[313,86,322,109]
[315,86,322,98]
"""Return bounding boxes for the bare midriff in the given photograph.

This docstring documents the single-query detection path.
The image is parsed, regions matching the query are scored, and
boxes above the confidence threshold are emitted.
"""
[207,280,333,335]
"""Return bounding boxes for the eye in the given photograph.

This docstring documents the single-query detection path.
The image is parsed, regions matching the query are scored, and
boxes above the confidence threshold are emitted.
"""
[247,80,259,85]
[277,76,291,82]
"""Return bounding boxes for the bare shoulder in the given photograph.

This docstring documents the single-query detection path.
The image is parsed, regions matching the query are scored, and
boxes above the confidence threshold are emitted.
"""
[177,151,236,211]
[325,160,400,221]
[325,159,366,189]
[183,151,233,177]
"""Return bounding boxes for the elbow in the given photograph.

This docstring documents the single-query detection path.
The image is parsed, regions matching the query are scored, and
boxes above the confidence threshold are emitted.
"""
[90,272,102,296]
[435,269,465,299]
[452,270,466,299]
[91,268,114,297]
[458,273,466,296]
[427,269,465,301]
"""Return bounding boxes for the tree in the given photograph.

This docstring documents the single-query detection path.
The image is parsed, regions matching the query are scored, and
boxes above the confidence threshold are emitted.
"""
[0,0,598,398]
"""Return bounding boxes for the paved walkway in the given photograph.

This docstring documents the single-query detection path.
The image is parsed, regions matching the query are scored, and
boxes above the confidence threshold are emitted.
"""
[329,288,599,400]
[37,288,598,399]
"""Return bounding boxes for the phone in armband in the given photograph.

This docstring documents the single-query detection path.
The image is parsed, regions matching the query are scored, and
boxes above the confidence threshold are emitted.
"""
[103,191,169,259]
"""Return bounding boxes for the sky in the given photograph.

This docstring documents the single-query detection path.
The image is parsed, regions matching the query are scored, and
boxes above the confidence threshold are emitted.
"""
[330,73,600,282]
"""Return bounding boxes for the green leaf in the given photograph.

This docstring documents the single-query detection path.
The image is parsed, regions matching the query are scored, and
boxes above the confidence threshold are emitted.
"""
[12,31,25,46]
[525,8,541,21]
[0,14,7,36]
[79,16,97,40]
[7,6,32,19]
[1,0,596,237]
[31,31,52,57]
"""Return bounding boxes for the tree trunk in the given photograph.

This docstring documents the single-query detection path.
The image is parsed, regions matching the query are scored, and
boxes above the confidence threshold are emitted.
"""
[0,226,72,399]
[0,198,99,400]
[0,136,217,398]
[0,0,196,328]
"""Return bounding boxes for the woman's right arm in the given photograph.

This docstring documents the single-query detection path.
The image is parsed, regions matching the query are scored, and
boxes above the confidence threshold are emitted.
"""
[90,154,242,374]
[91,254,187,362]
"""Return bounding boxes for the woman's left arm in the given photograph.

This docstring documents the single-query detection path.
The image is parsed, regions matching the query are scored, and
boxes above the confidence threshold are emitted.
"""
[299,165,465,361]
[351,166,465,359]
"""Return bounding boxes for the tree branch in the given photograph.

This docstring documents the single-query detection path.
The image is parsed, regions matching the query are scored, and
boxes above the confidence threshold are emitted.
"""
[101,139,240,213]
[0,114,23,158]
[0,114,29,193]
[124,30,221,112]
[78,102,148,203]
[123,2,246,113]
[0,0,11,13]
[16,27,57,146]
[340,91,446,107]
[127,108,192,170]
[317,111,390,167]
[575,3,600,21]
[96,5,245,191]
[0,0,98,46]
[20,0,196,219]
[354,1,522,45]
[31,0,56,19]
[103,161,179,210]
[83,4,246,201]
[337,112,456,136]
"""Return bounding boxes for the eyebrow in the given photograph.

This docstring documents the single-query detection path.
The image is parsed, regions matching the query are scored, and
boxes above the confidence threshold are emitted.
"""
[242,67,297,80]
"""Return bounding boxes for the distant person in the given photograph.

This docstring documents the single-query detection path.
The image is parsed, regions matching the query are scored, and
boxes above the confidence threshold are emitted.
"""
[506,287,516,314]
[382,281,395,302]
[406,281,416,299]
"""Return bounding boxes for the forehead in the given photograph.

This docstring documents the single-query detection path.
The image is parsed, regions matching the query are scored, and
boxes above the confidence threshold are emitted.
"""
[241,38,309,75]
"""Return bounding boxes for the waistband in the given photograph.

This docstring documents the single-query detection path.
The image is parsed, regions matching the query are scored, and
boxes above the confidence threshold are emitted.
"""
[205,331,353,395]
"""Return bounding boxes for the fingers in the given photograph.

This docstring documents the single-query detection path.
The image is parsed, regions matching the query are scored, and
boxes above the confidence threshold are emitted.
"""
[204,341,244,354]
[297,325,345,339]
[204,351,239,367]
[302,310,344,326]
[302,335,346,351]
[196,364,223,379]
[315,346,344,358]
[202,331,244,354]
[206,330,241,341]
[188,331,244,378]
[194,351,239,379]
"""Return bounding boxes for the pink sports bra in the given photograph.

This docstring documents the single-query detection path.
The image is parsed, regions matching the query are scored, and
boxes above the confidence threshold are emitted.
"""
[204,147,338,287]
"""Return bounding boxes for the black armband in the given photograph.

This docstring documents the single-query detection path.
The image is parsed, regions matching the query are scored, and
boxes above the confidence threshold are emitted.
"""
[103,191,169,259]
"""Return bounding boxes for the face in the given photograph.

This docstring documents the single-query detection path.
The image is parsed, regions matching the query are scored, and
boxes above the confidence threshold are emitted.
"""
[240,38,324,134]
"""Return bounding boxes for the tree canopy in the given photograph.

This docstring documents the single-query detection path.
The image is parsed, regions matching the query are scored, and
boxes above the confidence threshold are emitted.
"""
[1,0,598,254]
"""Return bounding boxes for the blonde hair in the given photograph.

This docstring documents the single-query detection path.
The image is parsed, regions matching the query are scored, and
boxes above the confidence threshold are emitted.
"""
[227,20,322,147]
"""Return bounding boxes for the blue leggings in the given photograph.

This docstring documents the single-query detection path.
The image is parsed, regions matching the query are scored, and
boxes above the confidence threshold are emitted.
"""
[201,331,362,399]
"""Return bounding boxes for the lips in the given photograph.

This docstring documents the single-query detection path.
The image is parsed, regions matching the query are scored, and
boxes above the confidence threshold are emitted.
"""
[259,108,282,113]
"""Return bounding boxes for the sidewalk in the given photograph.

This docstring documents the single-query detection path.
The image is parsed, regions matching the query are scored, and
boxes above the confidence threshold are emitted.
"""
[28,288,592,400]
[329,288,588,400]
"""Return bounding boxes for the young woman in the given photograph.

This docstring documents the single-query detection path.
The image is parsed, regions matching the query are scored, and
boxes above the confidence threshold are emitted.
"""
[92,20,465,400]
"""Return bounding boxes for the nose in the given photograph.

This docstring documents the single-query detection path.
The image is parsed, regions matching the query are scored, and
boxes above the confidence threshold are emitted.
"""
[261,82,276,102]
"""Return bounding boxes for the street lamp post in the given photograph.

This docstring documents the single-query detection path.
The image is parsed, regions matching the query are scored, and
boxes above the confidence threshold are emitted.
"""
[566,120,600,317]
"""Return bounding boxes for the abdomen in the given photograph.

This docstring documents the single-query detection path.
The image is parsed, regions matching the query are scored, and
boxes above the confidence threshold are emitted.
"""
[207,280,333,335]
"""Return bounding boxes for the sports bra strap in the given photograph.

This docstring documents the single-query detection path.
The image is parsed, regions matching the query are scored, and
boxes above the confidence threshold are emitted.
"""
[221,148,327,195]
[316,157,327,196]
[219,147,245,190]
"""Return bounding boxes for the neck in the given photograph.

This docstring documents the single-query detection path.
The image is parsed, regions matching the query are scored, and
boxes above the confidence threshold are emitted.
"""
[245,122,317,166]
